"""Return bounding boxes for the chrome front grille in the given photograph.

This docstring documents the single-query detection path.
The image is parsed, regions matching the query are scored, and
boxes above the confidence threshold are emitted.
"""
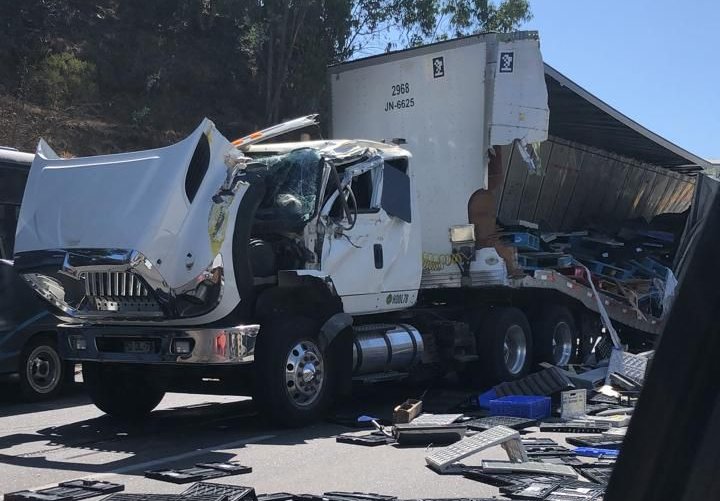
[81,271,149,297]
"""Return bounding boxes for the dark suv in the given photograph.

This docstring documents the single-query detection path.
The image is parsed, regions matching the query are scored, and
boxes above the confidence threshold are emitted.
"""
[0,147,68,400]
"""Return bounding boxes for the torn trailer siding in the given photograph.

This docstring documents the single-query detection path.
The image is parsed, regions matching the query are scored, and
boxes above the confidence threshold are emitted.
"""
[497,136,695,232]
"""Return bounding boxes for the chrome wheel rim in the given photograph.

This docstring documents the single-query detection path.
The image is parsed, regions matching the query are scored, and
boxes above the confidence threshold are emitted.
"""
[285,340,325,408]
[26,345,61,394]
[552,321,574,366]
[503,325,528,375]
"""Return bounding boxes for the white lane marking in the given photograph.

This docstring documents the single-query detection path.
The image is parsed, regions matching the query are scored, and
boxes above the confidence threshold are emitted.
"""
[15,433,275,495]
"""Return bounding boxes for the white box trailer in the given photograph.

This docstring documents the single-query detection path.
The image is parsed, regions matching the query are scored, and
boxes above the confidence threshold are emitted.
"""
[329,31,703,337]
[330,32,549,259]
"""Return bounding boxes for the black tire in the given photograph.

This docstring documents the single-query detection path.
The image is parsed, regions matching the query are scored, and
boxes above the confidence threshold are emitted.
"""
[18,337,65,401]
[533,305,577,367]
[253,316,334,427]
[82,363,165,419]
[476,307,533,383]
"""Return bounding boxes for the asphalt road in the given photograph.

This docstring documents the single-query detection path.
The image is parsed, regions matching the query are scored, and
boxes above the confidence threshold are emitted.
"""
[0,383,577,500]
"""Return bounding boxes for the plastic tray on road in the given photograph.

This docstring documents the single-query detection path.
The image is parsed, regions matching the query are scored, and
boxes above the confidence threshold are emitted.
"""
[394,423,466,445]
[480,460,578,478]
[566,436,623,450]
[5,481,124,501]
[545,486,604,500]
[425,425,522,472]
[539,423,610,433]
[323,492,397,501]
[256,494,295,501]
[408,413,463,426]
[573,447,620,458]
[335,433,395,446]
[464,416,537,431]
[536,456,584,467]
[578,465,615,485]
[181,482,257,501]
[507,481,559,500]
[521,438,558,447]
[145,462,251,484]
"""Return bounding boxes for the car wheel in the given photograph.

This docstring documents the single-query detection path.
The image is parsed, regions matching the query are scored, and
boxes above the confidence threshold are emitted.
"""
[18,337,65,401]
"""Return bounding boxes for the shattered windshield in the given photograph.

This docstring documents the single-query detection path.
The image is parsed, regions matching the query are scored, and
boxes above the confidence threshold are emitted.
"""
[251,148,324,224]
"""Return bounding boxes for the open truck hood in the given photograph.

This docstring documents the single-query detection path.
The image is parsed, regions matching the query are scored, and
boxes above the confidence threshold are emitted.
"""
[13,119,253,325]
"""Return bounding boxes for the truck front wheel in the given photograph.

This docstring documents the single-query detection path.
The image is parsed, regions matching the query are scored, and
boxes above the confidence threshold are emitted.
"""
[253,316,334,427]
[82,363,165,419]
[476,307,533,382]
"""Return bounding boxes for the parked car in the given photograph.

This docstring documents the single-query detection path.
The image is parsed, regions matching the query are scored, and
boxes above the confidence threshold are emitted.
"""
[0,147,68,400]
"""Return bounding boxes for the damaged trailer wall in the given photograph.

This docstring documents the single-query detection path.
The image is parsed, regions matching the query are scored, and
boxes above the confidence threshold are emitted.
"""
[497,136,695,232]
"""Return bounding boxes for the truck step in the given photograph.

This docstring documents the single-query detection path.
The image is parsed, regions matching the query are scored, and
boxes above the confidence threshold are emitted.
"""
[545,486,605,500]
[393,423,466,446]
[576,465,615,485]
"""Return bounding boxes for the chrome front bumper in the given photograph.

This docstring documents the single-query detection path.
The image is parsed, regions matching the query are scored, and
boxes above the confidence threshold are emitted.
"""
[59,323,259,365]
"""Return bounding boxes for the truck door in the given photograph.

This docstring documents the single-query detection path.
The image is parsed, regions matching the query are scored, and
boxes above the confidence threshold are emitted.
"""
[319,160,421,314]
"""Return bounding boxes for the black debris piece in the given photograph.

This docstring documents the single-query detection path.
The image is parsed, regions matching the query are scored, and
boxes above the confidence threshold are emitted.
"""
[323,492,396,501]
[494,367,574,397]
[464,416,538,431]
[101,495,188,501]
[576,466,615,485]
[539,423,610,433]
[609,372,643,392]
[584,403,620,415]
[545,485,605,500]
[521,438,559,447]
[393,423,466,446]
[525,445,577,457]
[181,482,257,501]
[256,495,295,501]
[145,462,251,484]
[566,436,623,450]
[588,393,620,405]
[507,481,559,499]
[335,433,395,446]
[5,481,124,501]
[536,456,584,467]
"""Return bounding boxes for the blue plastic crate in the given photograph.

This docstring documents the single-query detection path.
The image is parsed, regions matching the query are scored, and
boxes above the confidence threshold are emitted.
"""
[502,232,540,251]
[477,388,497,409]
[489,395,551,419]
[574,447,620,458]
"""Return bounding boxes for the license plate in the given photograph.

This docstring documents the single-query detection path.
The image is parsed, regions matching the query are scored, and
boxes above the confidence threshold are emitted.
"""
[124,340,153,353]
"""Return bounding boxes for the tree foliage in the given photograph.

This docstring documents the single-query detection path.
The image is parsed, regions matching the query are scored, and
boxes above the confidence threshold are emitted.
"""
[0,0,530,139]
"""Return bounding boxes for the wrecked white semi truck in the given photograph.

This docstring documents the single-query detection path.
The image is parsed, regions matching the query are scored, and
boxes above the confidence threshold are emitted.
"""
[12,32,706,424]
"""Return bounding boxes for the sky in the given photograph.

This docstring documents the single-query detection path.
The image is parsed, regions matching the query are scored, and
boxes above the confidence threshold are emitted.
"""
[520,0,719,162]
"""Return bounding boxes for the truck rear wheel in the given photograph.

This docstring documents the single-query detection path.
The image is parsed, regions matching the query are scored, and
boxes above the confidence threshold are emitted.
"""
[476,307,533,382]
[82,363,165,419]
[533,305,577,367]
[253,316,334,427]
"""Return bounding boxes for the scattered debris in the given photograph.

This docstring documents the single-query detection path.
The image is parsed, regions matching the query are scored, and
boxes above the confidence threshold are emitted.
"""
[489,396,551,419]
[394,423,466,446]
[494,367,574,397]
[393,399,423,424]
[425,425,526,473]
[145,462,251,483]
[464,416,538,431]
[5,481,124,501]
